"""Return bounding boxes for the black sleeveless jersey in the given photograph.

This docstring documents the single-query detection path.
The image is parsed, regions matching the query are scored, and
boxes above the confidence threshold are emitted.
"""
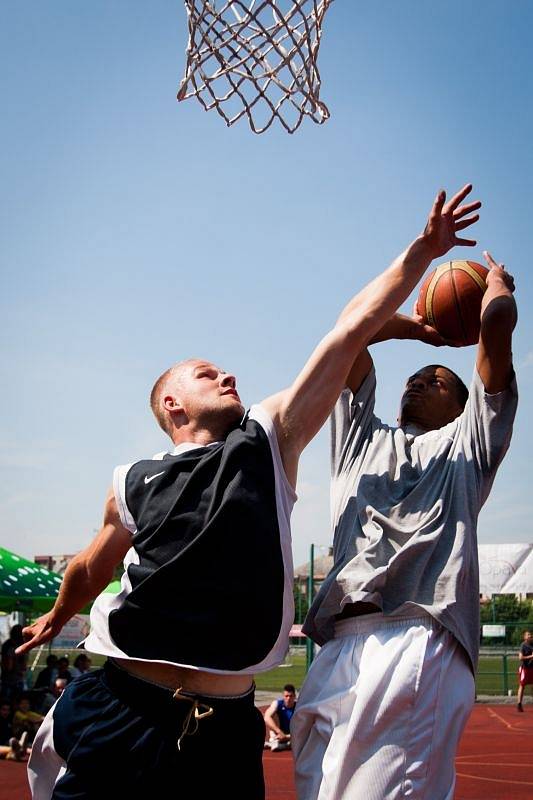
[84,405,296,674]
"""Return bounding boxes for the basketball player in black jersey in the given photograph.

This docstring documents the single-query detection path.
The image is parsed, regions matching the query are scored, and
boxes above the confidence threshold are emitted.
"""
[18,185,480,799]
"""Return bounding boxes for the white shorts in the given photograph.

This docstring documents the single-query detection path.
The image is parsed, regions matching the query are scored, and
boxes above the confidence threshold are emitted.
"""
[292,612,474,800]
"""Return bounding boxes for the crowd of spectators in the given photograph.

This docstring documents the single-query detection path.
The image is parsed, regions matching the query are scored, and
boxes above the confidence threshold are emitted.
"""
[0,624,92,761]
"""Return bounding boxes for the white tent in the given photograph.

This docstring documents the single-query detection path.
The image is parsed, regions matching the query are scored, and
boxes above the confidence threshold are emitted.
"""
[478,544,533,597]
[500,548,533,595]
[295,543,533,598]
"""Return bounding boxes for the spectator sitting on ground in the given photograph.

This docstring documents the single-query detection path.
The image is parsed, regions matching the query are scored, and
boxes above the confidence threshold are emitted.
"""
[39,677,68,716]
[264,684,297,751]
[70,654,92,679]
[33,655,58,691]
[0,698,14,746]
[0,625,27,700]
[1,701,29,762]
[56,657,73,684]
[12,695,44,741]
[0,733,28,761]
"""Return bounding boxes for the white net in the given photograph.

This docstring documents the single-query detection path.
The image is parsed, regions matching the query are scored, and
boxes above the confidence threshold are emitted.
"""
[178,0,335,134]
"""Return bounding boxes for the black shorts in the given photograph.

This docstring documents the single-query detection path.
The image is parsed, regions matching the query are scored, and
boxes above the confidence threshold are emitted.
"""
[29,660,266,800]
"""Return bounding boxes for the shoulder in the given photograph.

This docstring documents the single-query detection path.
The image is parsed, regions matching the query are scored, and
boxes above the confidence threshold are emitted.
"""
[247,403,277,436]
[468,366,518,411]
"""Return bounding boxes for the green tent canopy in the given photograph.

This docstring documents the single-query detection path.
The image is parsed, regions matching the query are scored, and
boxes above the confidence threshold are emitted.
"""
[0,547,63,614]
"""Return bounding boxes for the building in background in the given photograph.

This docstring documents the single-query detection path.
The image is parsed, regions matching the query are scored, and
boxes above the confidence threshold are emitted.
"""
[34,554,75,576]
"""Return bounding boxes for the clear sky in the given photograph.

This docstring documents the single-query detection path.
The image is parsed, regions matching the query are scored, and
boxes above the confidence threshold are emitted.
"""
[1,0,532,570]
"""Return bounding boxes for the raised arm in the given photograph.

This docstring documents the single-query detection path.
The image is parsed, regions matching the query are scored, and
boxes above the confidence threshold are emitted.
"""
[476,251,517,393]
[262,184,481,485]
[16,489,132,655]
[343,312,448,394]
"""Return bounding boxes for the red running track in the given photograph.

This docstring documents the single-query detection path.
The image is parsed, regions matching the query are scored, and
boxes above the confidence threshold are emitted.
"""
[2,705,532,799]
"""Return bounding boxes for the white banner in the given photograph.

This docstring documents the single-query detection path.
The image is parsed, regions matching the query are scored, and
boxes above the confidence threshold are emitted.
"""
[478,543,532,597]
[482,624,506,638]
[51,614,90,650]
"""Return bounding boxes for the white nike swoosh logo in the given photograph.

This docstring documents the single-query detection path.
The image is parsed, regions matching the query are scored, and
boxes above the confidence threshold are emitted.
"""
[144,471,166,484]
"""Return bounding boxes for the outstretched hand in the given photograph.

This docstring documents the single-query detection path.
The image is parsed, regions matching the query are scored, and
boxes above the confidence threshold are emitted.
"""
[15,612,62,656]
[421,184,481,260]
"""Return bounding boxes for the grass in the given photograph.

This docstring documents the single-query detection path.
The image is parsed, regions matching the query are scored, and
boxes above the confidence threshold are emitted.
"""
[477,655,521,695]
[257,654,524,695]
[27,649,523,696]
[255,651,307,692]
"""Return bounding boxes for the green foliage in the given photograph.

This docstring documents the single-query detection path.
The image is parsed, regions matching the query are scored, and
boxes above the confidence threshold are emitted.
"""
[480,597,533,646]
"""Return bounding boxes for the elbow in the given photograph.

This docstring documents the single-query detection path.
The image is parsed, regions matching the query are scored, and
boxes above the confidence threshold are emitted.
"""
[480,296,517,335]
[335,315,377,349]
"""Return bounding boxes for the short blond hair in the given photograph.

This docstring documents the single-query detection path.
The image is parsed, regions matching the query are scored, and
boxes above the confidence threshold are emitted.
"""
[150,367,174,435]
[149,359,198,436]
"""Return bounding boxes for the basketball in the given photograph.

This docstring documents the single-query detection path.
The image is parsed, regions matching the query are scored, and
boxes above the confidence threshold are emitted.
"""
[416,260,489,346]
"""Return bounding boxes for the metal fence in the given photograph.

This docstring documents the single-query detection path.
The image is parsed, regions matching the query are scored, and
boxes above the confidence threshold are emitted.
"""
[476,650,522,696]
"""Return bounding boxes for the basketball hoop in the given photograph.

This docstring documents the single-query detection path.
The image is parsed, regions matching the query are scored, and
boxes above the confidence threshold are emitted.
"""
[177,1,335,134]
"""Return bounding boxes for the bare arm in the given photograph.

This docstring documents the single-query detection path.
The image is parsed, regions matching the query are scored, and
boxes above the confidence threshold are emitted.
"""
[262,185,481,485]
[343,313,449,394]
[519,651,533,662]
[16,489,132,655]
[264,700,290,739]
[476,251,517,394]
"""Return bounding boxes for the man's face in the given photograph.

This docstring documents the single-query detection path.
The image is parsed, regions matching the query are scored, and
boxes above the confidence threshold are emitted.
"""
[0,704,10,719]
[524,631,533,645]
[18,699,30,712]
[283,691,296,708]
[399,366,464,431]
[166,360,244,434]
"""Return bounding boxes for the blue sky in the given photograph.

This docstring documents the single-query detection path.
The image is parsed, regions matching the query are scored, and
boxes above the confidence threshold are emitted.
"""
[1,0,532,569]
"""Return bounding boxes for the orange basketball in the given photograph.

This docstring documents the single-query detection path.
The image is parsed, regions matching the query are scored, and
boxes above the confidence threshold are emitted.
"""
[416,260,489,346]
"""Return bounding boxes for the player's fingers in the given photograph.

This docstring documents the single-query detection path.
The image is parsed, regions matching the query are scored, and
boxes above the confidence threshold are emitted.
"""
[422,325,447,346]
[483,250,500,269]
[429,189,446,219]
[445,183,473,212]
[502,271,515,290]
[454,214,479,231]
[454,237,476,247]
[453,200,482,219]
[15,637,39,656]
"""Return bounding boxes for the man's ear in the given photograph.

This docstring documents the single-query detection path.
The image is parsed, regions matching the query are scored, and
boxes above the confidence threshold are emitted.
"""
[163,394,183,414]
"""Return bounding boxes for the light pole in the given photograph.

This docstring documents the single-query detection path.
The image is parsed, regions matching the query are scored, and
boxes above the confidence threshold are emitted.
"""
[306,543,315,671]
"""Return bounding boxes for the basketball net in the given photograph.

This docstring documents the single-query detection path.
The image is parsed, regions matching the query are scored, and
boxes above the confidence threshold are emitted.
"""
[178,0,335,134]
